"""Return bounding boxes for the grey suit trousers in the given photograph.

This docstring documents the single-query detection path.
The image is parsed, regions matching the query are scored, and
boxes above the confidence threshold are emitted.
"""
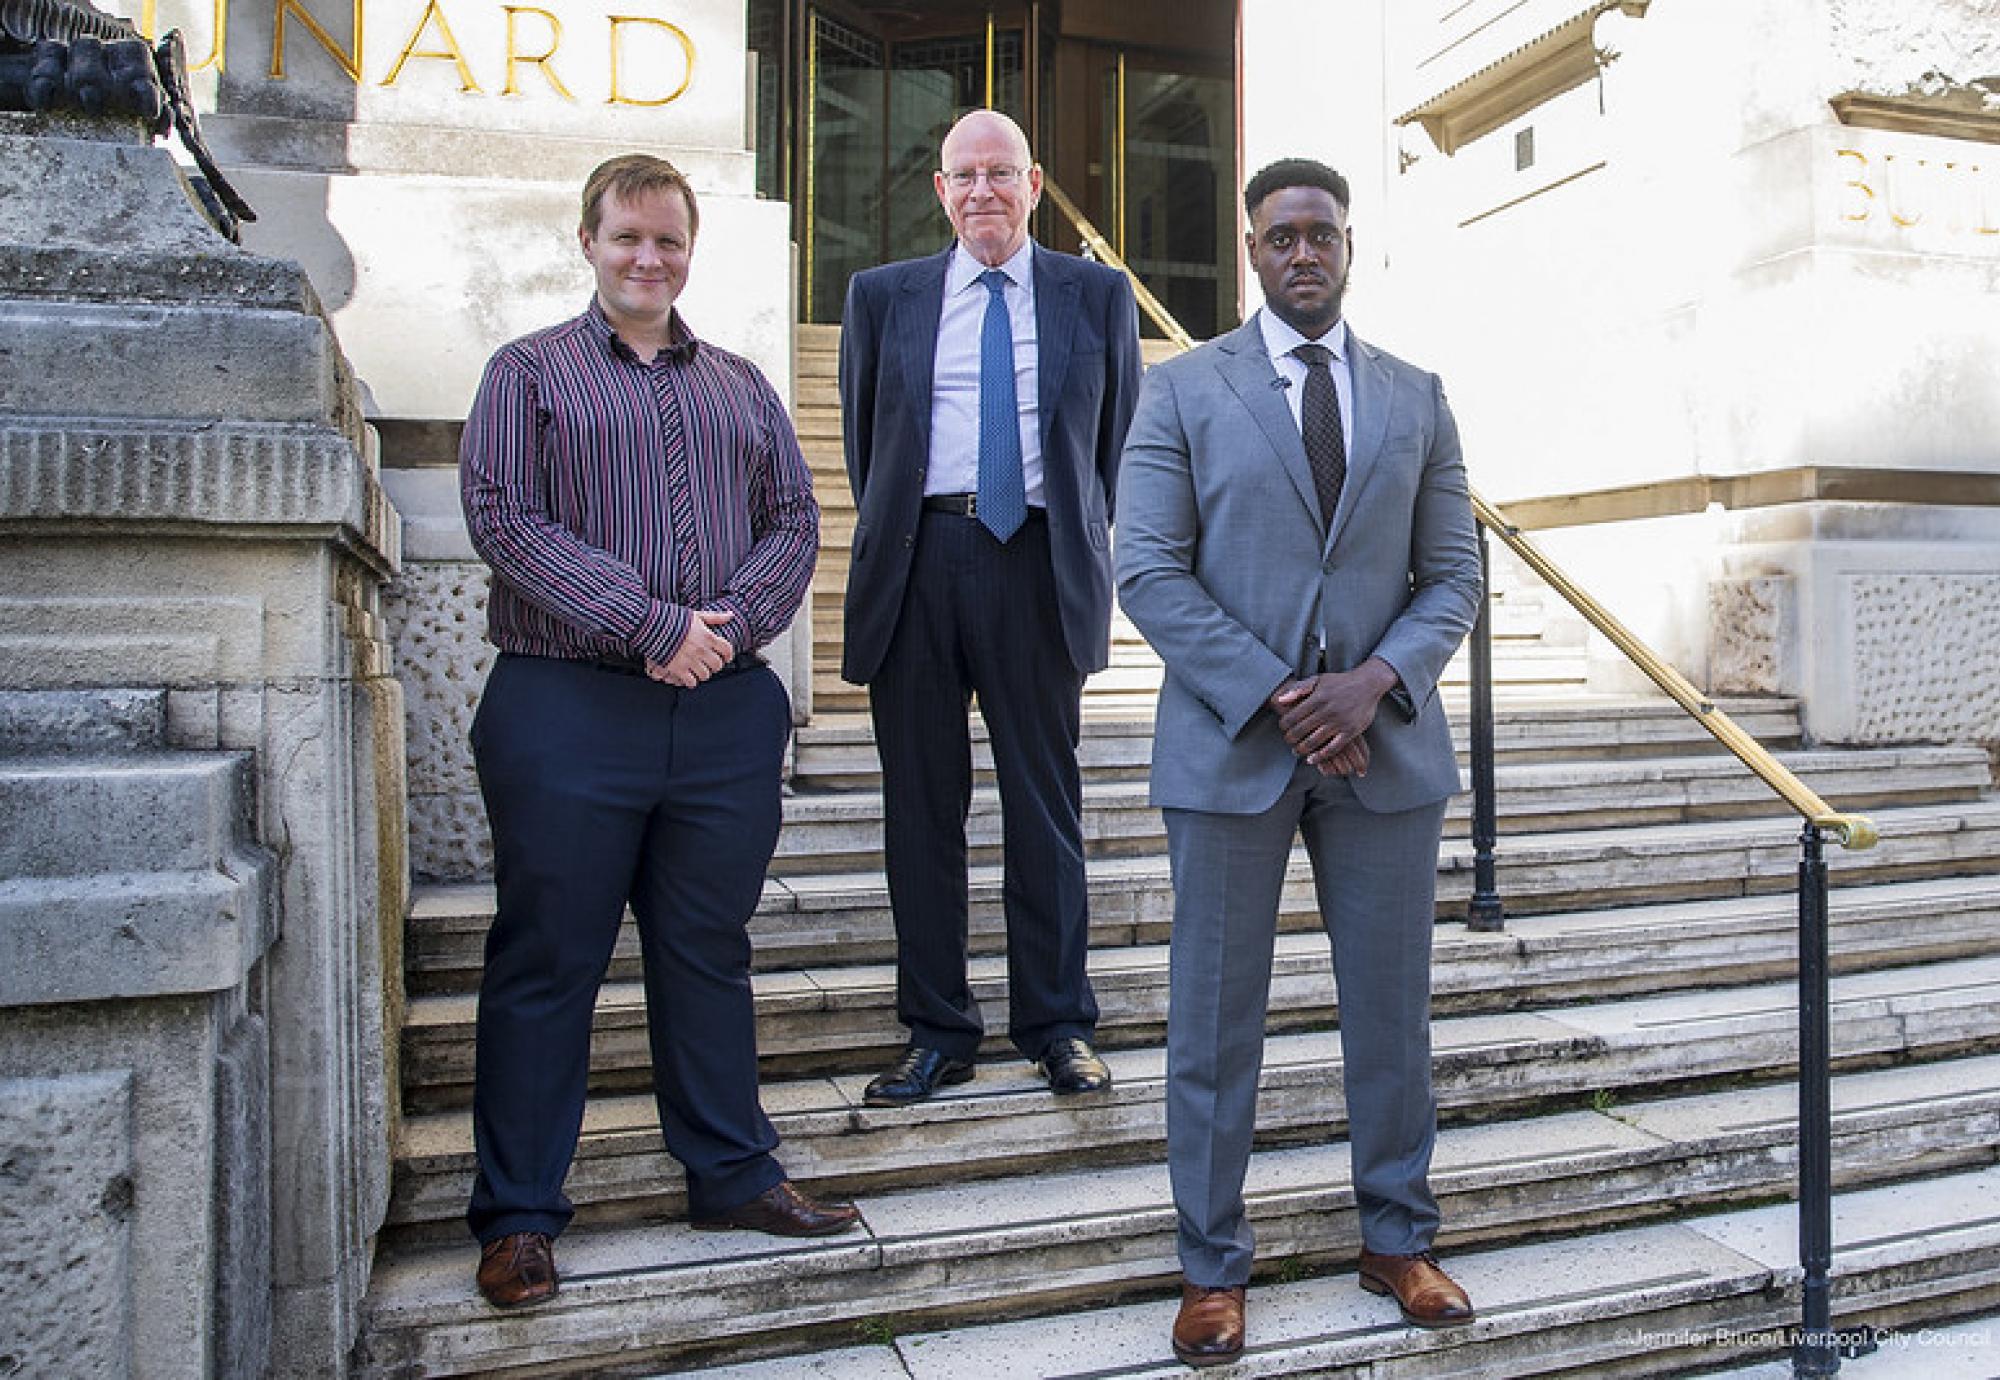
[1165,761,1446,1285]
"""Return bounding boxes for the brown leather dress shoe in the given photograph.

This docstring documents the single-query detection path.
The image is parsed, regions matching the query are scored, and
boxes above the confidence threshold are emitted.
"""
[1171,1279,1246,1367]
[1357,1248,1475,1328]
[1037,1037,1112,1094]
[691,1180,861,1237]
[476,1231,557,1309]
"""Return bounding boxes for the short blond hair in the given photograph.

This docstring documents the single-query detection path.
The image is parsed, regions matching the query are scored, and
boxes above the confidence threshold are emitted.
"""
[581,154,699,239]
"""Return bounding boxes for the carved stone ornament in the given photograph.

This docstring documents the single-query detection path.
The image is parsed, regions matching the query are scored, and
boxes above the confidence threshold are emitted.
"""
[0,0,254,236]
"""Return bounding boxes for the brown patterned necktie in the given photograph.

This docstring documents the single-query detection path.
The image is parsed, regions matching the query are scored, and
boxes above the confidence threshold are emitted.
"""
[1292,343,1346,527]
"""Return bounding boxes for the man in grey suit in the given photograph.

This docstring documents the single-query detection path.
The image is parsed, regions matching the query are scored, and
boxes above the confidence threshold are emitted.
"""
[1115,158,1484,1366]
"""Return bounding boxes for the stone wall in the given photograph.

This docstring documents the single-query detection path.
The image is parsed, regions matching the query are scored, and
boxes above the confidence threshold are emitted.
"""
[0,112,404,1374]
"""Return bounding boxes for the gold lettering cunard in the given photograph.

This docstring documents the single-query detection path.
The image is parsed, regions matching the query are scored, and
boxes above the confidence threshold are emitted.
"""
[270,0,362,81]
[382,0,480,90]
[142,0,697,106]
[138,0,227,71]
[502,6,572,101]
[606,14,693,107]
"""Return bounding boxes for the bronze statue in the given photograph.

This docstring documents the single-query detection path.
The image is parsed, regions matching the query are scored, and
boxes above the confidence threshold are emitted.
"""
[1,0,254,237]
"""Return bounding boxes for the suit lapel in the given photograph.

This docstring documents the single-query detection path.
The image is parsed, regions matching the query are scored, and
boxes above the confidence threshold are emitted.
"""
[1033,245,1080,448]
[1217,317,1321,531]
[1329,333,1394,548]
[894,249,952,453]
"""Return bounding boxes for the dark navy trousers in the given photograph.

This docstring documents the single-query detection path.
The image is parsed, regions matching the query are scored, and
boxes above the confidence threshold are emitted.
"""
[466,653,789,1243]
[867,509,1098,1061]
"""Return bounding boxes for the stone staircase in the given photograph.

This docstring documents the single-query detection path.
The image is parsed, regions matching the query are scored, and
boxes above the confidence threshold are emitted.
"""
[352,329,2000,1376]
[358,698,2000,1376]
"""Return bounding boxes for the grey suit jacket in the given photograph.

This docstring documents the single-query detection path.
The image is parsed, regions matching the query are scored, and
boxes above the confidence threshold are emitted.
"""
[1115,313,1482,816]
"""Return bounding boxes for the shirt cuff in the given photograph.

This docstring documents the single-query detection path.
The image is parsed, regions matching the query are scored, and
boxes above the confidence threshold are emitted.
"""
[630,600,691,666]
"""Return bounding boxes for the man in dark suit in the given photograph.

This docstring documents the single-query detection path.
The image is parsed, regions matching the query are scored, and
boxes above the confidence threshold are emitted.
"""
[839,109,1142,1105]
[1117,158,1483,1364]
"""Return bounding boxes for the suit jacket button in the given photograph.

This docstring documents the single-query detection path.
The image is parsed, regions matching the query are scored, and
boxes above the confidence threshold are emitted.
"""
[904,535,915,547]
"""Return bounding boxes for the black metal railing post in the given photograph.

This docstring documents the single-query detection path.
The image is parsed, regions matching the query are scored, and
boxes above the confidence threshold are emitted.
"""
[1793,821,1838,1377]
[1467,526,1504,931]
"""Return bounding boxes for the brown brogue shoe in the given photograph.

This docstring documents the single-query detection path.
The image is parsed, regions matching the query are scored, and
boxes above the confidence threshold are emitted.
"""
[476,1231,557,1309]
[1357,1249,1475,1329]
[691,1180,861,1237]
[1171,1279,1246,1367]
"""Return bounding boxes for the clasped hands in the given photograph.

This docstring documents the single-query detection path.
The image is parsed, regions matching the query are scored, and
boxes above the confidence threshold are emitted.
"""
[646,609,735,688]
[1268,656,1400,777]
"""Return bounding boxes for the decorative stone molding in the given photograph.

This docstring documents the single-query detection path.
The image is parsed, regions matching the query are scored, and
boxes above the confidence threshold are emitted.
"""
[1826,0,2000,143]
[1397,1,1650,156]
[0,422,398,570]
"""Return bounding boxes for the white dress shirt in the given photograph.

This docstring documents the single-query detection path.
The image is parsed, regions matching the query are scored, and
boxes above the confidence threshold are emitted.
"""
[927,240,1044,505]
[1257,308,1355,454]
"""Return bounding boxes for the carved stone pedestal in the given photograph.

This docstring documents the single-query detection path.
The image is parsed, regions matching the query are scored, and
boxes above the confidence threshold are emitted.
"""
[0,111,403,1376]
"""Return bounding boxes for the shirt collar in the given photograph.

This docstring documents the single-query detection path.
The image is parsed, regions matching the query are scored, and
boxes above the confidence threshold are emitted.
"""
[1258,307,1346,366]
[585,297,699,365]
[948,238,1035,296]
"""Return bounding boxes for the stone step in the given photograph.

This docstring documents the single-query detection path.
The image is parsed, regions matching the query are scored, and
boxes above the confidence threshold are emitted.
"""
[384,948,2000,1235]
[1700,1313,2000,1377]
[769,1157,2000,1380]
[402,798,2000,992]
[790,696,1807,788]
[765,746,1986,875]
[395,874,2000,1120]
[355,1065,2000,1377]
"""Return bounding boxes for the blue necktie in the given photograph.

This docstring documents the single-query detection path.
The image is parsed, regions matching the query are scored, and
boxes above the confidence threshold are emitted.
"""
[976,268,1027,543]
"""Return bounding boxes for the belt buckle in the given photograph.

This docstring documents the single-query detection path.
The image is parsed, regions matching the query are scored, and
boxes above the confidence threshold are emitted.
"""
[963,492,978,518]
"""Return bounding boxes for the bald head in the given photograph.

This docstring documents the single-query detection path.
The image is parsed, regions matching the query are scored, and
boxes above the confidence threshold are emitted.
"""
[934,108,1043,267]
[941,109,1032,170]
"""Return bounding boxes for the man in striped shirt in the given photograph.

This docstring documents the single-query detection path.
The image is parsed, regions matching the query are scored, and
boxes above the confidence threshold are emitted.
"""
[458,154,856,1312]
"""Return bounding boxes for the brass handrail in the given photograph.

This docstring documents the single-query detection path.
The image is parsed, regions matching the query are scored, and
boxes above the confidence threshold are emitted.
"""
[1040,178,1196,352]
[1473,495,1877,851]
[1038,184,1877,852]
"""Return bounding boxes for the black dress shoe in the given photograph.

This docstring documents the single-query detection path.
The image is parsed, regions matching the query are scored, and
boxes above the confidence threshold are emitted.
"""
[1037,1037,1112,1094]
[691,1180,861,1237]
[864,1045,975,1106]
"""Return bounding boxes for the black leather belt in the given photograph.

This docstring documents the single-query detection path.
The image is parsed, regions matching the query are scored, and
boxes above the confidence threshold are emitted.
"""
[922,493,1046,520]
[585,652,764,678]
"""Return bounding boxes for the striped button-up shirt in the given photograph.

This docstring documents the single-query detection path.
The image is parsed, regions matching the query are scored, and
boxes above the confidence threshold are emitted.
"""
[461,300,818,665]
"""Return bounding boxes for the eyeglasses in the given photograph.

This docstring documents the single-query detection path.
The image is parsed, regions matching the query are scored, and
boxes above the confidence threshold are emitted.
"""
[941,166,1027,190]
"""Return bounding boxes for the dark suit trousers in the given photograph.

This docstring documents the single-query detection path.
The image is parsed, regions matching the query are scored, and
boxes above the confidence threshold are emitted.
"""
[466,653,787,1243]
[869,509,1098,1061]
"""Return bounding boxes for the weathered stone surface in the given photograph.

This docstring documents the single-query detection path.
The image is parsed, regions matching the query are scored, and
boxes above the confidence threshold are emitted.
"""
[381,558,491,881]
[0,753,274,1005]
[212,1009,272,1380]
[0,1071,134,1379]
[0,115,218,252]
[0,301,344,425]
[1710,575,1795,694]
[1849,572,2000,745]
[1,997,233,1379]
[0,687,164,753]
